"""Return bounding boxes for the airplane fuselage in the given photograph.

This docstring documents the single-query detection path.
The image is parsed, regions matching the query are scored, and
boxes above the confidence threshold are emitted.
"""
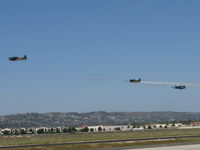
[172,85,186,89]
[129,78,141,83]
[9,55,27,61]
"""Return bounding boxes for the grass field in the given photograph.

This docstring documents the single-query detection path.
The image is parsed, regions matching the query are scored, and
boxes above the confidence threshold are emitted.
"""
[1,129,200,150]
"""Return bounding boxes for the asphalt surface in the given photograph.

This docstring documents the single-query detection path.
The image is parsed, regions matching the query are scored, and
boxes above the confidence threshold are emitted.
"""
[124,144,200,150]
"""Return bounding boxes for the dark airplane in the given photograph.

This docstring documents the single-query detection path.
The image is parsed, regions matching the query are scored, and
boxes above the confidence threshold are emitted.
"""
[172,85,186,89]
[9,55,27,61]
[129,78,141,83]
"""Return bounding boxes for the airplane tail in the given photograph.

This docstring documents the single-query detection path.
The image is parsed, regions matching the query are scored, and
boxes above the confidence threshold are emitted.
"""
[24,55,27,60]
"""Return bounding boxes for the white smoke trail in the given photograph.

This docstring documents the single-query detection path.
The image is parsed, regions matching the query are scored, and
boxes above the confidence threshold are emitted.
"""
[140,81,200,87]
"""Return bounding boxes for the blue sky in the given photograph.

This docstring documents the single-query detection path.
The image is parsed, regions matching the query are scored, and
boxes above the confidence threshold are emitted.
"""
[0,0,200,115]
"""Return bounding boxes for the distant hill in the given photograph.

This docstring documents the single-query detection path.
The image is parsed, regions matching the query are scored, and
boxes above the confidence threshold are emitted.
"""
[0,111,200,128]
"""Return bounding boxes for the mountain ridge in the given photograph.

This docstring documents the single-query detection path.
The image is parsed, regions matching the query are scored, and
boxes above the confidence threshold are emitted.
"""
[0,111,200,128]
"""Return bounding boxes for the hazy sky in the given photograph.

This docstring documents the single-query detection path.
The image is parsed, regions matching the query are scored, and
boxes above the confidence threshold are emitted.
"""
[1,0,200,115]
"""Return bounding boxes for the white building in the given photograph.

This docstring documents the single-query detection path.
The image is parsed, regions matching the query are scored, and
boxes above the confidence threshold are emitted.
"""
[78,124,132,132]
[35,127,49,133]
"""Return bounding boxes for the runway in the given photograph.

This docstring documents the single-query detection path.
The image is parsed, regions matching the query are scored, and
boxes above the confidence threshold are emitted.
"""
[124,144,200,150]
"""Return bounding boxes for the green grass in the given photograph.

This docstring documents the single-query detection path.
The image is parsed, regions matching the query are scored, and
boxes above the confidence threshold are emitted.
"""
[1,129,200,149]
[2,138,200,150]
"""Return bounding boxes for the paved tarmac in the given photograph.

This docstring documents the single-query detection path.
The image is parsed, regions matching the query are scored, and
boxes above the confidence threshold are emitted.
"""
[124,144,200,150]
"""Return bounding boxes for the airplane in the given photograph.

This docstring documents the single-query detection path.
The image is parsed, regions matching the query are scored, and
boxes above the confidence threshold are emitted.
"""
[172,85,186,89]
[9,55,27,61]
[129,78,141,83]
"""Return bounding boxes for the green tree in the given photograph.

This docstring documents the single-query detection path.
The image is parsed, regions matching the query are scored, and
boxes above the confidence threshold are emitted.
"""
[2,130,10,135]
[147,125,152,129]
[20,129,26,134]
[98,127,102,131]
[66,127,77,132]
[81,127,89,132]
[71,127,77,132]
[49,128,54,133]
[132,125,136,128]
[63,128,67,132]
[37,129,44,134]
[114,127,121,131]
[14,129,19,135]
[56,128,60,133]
[29,129,34,134]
